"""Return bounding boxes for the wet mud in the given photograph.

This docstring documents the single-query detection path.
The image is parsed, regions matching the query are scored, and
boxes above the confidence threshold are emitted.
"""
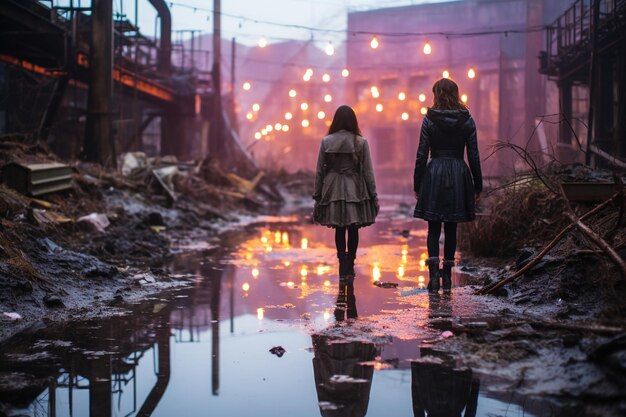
[1,202,625,416]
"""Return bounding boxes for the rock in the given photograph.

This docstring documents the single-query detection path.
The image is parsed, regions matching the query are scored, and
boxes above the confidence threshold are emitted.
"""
[269,346,286,357]
[144,212,166,227]
[43,295,65,308]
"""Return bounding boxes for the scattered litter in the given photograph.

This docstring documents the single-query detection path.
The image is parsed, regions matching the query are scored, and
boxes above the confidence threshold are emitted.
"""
[441,330,454,339]
[77,213,110,232]
[32,209,72,226]
[3,312,22,320]
[269,346,286,357]
[132,272,157,285]
[373,281,399,288]
[265,303,296,309]
[319,402,341,411]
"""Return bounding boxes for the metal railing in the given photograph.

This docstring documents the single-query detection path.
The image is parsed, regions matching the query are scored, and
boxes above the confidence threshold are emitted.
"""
[542,0,625,72]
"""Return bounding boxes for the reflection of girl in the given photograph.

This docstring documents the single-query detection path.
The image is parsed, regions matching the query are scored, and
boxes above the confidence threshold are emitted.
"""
[413,79,482,294]
[312,335,380,417]
[313,105,379,300]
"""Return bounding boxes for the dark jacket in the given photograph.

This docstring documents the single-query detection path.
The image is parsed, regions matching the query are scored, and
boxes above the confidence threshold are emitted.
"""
[412,108,482,223]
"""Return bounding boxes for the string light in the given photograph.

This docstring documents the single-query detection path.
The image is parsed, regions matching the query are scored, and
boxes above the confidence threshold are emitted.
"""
[289,89,297,97]
[317,111,325,119]
[461,94,468,103]
[418,93,426,102]
[423,41,432,55]
[303,73,311,82]
[285,112,293,120]
[266,124,273,132]
[442,70,450,79]
[282,124,289,132]
[242,282,250,291]
[258,37,267,48]
[274,123,282,130]
[375,103,383,112]
[301,119,310,128]
[325,42,334,56]
[370,36,379,49]
[257,308,264,320]
[341,68,349,77]
[261,128,267,135]
[420,107,428,115]
[468,68,476,79]
[246,112,253,120]
[370,86,380,98]
[252,103,260,111]
[324,94,332,103]
[242,81,251,91]
[305,68,313,76]
[254,132,262,139]
[398,92,406,101]
[401,112,409,120]
[300,102,309,111]
[322,73,330,82]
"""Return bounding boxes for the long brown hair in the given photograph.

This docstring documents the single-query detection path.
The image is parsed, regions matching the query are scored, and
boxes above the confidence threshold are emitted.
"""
[432,78,467,110]
[328,105,362,136]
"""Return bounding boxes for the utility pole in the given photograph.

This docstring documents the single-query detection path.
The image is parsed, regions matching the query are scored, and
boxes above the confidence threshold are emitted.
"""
[84,0,115,167]
[210,0,223,156]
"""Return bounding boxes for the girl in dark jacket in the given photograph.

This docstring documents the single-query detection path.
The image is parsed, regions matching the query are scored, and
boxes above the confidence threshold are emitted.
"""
[413,79,482,294]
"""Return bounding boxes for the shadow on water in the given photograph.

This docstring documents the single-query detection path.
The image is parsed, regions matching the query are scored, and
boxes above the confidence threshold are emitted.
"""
[0,215,566,416]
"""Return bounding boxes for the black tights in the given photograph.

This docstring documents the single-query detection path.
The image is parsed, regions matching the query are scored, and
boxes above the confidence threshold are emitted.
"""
[335,226,359,255]
[427,221,457,260]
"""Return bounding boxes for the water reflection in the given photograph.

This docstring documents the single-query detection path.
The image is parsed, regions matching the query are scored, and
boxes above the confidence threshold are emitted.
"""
[411,349,480,417]
[0,215,548,417]
[312,335,379,417]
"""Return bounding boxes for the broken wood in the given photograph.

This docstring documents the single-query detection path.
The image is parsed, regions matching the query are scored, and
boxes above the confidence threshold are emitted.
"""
[530,319,625,336]
[477,191,622,295]
[564,211,626,279]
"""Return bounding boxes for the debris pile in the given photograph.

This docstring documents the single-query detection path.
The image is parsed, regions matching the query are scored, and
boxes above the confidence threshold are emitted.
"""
[0,141,314,341]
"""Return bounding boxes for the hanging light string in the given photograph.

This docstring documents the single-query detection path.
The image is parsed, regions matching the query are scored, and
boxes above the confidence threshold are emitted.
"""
[167,1,546,41]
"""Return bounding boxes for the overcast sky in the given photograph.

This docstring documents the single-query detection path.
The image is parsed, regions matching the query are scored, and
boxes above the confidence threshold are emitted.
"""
[68,0,453,46]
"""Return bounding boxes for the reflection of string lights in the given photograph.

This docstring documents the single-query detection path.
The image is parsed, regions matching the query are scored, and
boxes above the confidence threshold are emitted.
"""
[418,275,425,283]
[287,281,295,288]
[301,238,308,249]
[372,264,381,281]
[300,266,308,277]
[323,311,331,321]
[397,265,405,278]
[257,308,264,320]
[252,268,260,278]
[323,280,331,287]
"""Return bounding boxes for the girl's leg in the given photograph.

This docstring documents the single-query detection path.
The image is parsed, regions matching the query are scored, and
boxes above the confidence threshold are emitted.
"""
[443,222,458,260]
[335,227,347,255]
[426,221,442,258]
[347,226,359,256]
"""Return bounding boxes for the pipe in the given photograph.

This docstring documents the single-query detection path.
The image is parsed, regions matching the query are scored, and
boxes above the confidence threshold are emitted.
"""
[148,0,171,75]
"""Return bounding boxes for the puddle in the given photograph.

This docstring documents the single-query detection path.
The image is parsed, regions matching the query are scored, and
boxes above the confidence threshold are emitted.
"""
[0,215,565,416]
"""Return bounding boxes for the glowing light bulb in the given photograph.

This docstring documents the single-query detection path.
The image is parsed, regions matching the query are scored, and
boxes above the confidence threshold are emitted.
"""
[418,275,425,283]
[370,36,379,49]
[282,124,289,132]
[300,102,309,111]
[468,68,476,79]
[401,112,409,121]
[289,89,297,98]
[324,280,331,287]
[266,124,273,132]
[301,238,308,249]
[461,94,468,103]
[418,93,426,102]
[258,37,267,48]
[397,265,405,278]
[287,281,295,288]
[252,268,259,278]
[423,41,432,55]
[420,107,428,115]
[341,68,349,77]
[303,74,311,82]
[370,86,380,98]
[375,103,383,112]
[242,81,251,91]
[275,123,282,130]
[323,311,331,320]
[317,111,325,119]
[398,92,406,101]
[254,132,262,140]
[257,307,264,320]
[322,73,330,82]
[261,128,267,135]
[282,232,289,244]
[285,112,293,120]
[442,70,450,79]
[252,103,260,112]
[300,266,308,277]
[325,42,334,56]
[305,68,313,76]
[324,94,332,103]
[246,112,253,120]
[242,282,250,291]
[301,119,310,128]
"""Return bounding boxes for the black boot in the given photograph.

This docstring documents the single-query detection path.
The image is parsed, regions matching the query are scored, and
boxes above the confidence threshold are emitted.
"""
[346,252,356,283]
[442,259,454,294]
[425,257,440,293]
[334,253,348,321]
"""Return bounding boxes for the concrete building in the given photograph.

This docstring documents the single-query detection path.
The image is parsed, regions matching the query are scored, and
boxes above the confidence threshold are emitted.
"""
[346,0,573,193]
